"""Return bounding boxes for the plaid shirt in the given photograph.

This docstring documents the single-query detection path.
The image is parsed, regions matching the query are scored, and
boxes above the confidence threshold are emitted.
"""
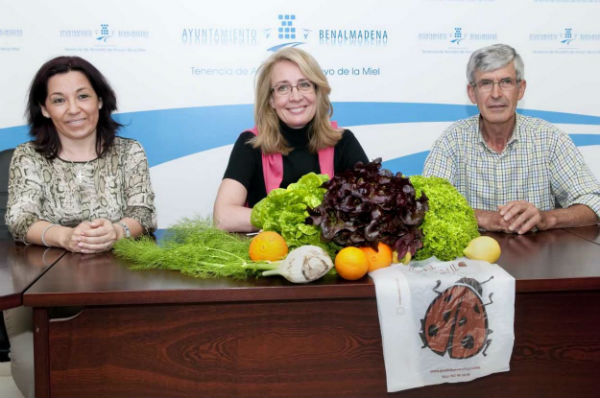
[423,114,600,216]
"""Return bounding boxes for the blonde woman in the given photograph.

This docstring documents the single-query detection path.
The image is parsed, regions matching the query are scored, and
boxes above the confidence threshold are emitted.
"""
[214,47,368,232]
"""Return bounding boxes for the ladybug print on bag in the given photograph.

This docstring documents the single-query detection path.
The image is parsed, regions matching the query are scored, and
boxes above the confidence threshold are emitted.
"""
[419,276,494,359]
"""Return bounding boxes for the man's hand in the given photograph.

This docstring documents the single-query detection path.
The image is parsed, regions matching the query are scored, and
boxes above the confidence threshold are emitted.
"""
[498,200,555,234]
[474,209,511,232]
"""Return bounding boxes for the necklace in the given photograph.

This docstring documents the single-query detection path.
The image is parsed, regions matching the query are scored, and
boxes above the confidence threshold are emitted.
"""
[69,159,92,183]
[59,150,97,183]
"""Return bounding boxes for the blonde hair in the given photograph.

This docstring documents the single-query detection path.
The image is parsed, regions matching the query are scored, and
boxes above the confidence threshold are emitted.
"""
[251,47,341,155]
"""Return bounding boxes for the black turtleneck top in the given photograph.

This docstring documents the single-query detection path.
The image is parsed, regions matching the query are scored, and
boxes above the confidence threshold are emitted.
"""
[223,121,368,207]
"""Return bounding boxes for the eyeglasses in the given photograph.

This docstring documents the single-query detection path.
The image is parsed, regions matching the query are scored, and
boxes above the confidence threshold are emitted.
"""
[271,80,315,97]
[473,78,520,92]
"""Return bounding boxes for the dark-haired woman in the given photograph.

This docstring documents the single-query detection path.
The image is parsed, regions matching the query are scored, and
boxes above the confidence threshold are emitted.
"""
[5,55,156,252]
[3,55,156,398]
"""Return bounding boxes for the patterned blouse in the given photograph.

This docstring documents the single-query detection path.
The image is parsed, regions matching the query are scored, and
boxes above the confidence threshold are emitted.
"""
[5,137,156,242]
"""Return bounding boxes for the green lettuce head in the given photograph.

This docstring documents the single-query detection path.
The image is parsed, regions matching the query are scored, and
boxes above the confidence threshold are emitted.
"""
[251,172,337,254]
[409,175,479,261]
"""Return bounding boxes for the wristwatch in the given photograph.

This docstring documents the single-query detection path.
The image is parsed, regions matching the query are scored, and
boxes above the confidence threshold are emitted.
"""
[118,222,131,238]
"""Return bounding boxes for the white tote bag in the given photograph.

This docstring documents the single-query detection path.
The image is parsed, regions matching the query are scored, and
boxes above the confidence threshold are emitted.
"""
[370,257,515,392]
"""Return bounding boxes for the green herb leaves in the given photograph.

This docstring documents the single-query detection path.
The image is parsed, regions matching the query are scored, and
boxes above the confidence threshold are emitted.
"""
[113,220,275,279]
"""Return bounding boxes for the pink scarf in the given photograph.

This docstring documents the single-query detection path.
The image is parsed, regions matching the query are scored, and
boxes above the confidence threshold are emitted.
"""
[247,121,337,193]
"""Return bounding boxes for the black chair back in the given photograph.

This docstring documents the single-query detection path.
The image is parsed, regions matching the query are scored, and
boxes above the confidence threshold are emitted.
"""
[0,148,14,361]
[0,148,14,240]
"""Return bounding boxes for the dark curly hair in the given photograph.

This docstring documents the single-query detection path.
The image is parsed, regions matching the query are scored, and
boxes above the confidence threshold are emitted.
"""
[27,56,122,159]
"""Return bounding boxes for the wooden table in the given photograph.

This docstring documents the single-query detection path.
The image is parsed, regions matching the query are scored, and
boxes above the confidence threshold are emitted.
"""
[0,241,63,310]
[21,227,600,397]
[561,224,600,245]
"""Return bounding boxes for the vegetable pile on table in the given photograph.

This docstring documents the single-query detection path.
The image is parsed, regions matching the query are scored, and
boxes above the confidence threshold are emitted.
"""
[114,159,480,283]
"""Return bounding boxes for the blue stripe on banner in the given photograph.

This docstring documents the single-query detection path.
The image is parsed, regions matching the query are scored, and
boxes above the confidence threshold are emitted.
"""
[334,102,479,125]
[0,125,29,151]
[569,134,600,147]
[1,102,599,167]
[518,109,600,125]
[382,151,430,176]
[113,105,254,167]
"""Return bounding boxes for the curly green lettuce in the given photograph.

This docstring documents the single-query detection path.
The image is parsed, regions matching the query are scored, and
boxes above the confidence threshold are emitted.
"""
[251,172,338,255]
[409,175,479,261]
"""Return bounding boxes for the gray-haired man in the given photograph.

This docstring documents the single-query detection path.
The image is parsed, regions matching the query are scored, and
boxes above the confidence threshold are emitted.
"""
[423,43,600,234]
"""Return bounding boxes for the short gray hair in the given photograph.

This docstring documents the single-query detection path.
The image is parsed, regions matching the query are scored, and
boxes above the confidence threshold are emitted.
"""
[466,43,524,85]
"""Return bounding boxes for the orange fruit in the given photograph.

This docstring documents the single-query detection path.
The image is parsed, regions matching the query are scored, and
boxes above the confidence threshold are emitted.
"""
[335,247,369,280]
[248,231,288,261]
[361,242,393,271]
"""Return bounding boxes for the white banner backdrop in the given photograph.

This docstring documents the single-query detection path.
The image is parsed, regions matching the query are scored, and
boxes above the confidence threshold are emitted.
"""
[1,0,599,228]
